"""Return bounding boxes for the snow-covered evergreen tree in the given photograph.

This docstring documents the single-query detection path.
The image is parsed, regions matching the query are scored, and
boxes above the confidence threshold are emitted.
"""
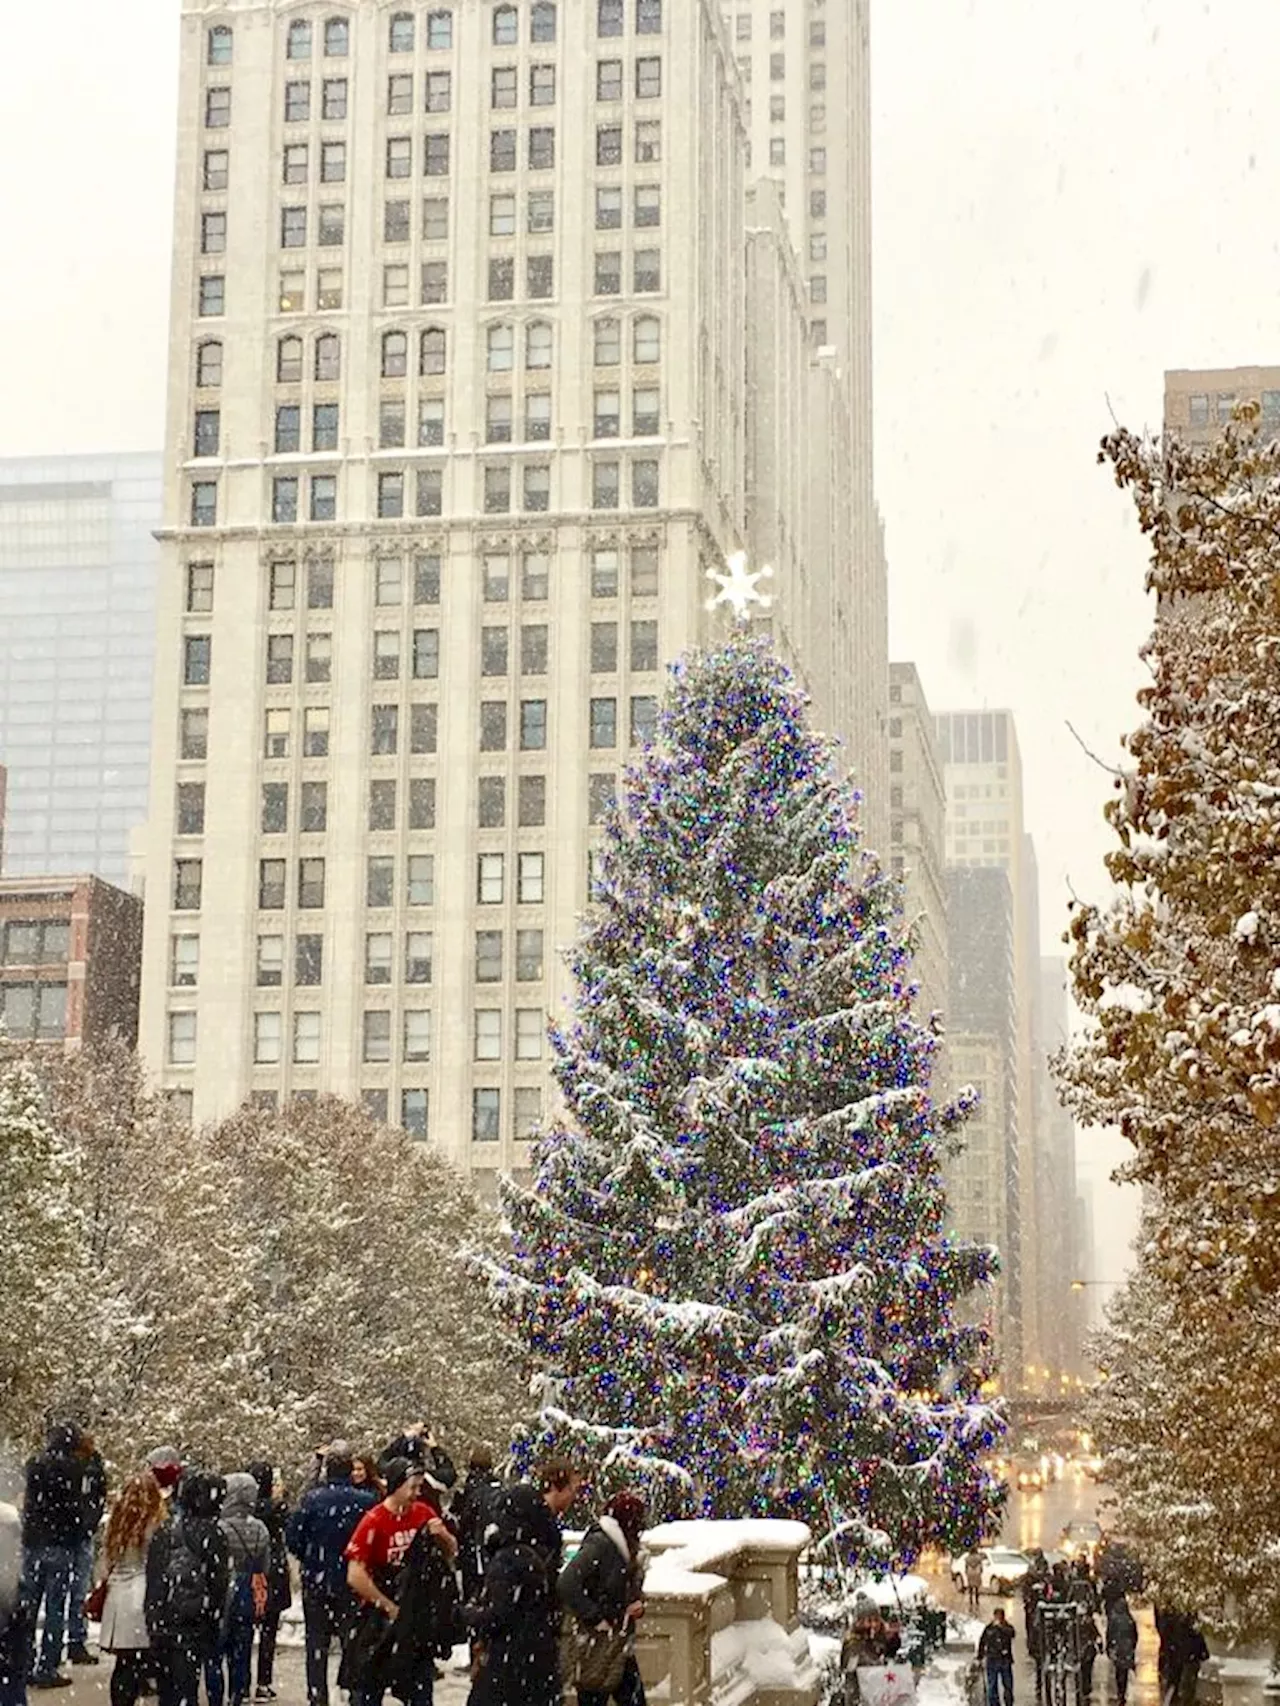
[480,640,1003,1566]
[0,1059,85,1447]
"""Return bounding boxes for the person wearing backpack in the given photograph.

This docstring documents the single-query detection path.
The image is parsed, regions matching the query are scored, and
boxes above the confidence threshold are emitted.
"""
[454,1450,503,1607]
[206,1475,269,1706]
[144,1471,230,1706]
[464,1483,560,1706]
[557,1491,649,1706]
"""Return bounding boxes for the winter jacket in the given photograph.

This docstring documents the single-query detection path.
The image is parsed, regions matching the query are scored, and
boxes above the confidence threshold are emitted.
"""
[75,1448,109,1543]
[218,1473,270,1618]
[456,1468,504,1595]
[144,1473,230,1657]
[101,1542,153,1653]
[558,1517,641,1631]
[978,1622,1016,1667]
[22,1424,84,1550]
[246,1464,292,1614]
[286,1476,376,1598]
[343,1523,459,1696]
[379,1437,458,1492]
[1106,1606,1138,1669]
[466,1484,561,1706]
[488,1485,565,1577]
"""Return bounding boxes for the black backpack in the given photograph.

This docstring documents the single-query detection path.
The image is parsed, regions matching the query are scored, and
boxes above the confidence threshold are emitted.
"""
[149,1519,213,1633]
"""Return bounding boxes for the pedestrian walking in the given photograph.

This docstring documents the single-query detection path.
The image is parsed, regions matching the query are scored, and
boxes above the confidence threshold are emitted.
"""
[465,1484,560,1706]
[455,1449,504,1607]
[1077,1611,1100,1698]
[67,1431,108,1667]
[245,1464,291,1702]
[205,1474,270,1706]
[98,1472,165,1706]
[144,1470,230,1706]
[965,1552,985,1616]
[977,1607,1016,1706]
[1105,1597,1138,1706]
[558,1489,649,1706]
[285,1449,376,1706]
[19,1420,85,1689]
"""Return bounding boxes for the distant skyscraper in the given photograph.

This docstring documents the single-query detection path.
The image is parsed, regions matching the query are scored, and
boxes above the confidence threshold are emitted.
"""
[0,455,161,884]
[936,708,1042,1380]
[138,0,889,1166]
[887,663,946,1044]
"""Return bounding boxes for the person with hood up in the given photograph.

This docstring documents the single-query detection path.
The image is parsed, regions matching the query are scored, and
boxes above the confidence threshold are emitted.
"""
[454,1449,503,1607]
[245,1464,291,1702]
[205,1473,269,1706]
[285,1450,376,1706]
[98,1472,165,1706]
[464,1483,559,1706]
[557,1490,648,1706]
[1105,1596,1138,1706]
[145,1471,230,1706]
[19,1421,84,1689]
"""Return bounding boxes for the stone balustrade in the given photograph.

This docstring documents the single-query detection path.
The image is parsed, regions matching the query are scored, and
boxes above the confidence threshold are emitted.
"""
[631,1519,821,1706]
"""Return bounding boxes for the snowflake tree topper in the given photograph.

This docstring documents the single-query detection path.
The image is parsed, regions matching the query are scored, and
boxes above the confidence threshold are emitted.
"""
[705,551,773,621]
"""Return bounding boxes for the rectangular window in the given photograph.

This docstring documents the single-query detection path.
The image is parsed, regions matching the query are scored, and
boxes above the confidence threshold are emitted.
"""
[198,275,225,316]
[598,0,623,35]
[520,699,547,750]
[190,482,217,526]
[520,625,548,674]
[181,708,209,760]
[183,634,212,685]
[175,779,205,837]
[637,0,661,31]
[310,475,337,520]
[530,63,555,104]
[590,621,618,672]
[427,69,452,111]
[521,551,549,600]
[423,195,449,239]
[526,394,551,441]
[633,386,659,435]
[634,184,661,226]
[205,86,231,127]
[516,928,543,981]
[480,702,508,751]
[478,776,506,828]
[514,1085,542,1140]
[365,932,393,984]
[518,851,545,903]
[293,1011,321,1064]
[411,703,438,753]
[631,694,658,746]
[631,545,659,595]
[364,1090,389,1123]
[204,148,229,190]
[411,628,439,680]
[404,1009,432,1062]
[594,389,620,437]
[636,56,661,96]
[371,704,399,755]
[490,128,517,171]
[475,928,503,982]
[518,774,545,827]
[300,780,327,832]
[318,204,345,246]
[490,193,516,237]
[634,247,660,291]
[285,81,311,122]
[590,697,617,747]
[367,856,394,908]
[416,467,443,516]
[281,205,307,248]
[387,135,412,178]
[409,778,435,829]
[254,1012,283,1065]
[384,199,411,242]
[402,1089,429,1138]
[192,408,221,456]
[421,260,448,304]
[595,187,622,229]
[322,77,348,119]
[596,124,622,165]
[488,256,515,301]
[383,265,410,310]
[258,857,286,910]
[305,631,331,683]
[275,404,302,453]
[590,546,619,597]
[388,72,413,114]
[303,705,330,756]
[486,395,512,444]
[378,472,405,519]
[631,618,659,670]
[262,708,289,760]
[313,401,339,450]
[414,397,443,446]
[484,465,511,513]
[256,935,284,987]
[527,189,554,232]
[515,1007,543,1059]
[492,66,517,108]
[298,857,326,908]
[526,253,554,298]
[635,119,661,161]
[592,461,619,509]
[296,934,323,986]
[474,1009,502,1061]
[405,931,433,984]
[407,853,435,905]
[272,477,299,523]
[588,772,616,823]
[368,779,397,831]
[424,133,451,175]
[523,465,550,512]
[321,140,346,182]
[473,1088,500,1142]
[481,627,509,676]
[363,1010,392,1063]
[594,251,621,295]
[266,633,294,685]
[597,58,622,99]
[632,457,660,507]
[477,852,505,903]
[269,560,296,610]
[170,934,200,988]
[186,562,214,612]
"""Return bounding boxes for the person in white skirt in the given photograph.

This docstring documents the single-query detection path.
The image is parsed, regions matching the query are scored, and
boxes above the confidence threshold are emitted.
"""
[99,1474,166,1706]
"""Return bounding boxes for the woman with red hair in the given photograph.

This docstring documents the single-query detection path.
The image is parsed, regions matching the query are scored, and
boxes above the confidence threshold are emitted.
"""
[558,1491,648,1706]
[100,1472,166,1706]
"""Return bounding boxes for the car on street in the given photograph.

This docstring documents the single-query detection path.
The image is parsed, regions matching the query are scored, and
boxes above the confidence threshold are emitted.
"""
[1060,1520,1104,1563]
[950,1546,1032,1595]
[1015,1462,1045,1493]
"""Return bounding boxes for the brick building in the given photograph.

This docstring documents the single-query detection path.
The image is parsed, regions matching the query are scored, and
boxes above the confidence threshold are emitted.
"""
[0,876,143,1049]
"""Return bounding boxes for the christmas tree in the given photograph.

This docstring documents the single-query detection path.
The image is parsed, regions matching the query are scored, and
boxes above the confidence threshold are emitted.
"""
[481,639,1003,1566]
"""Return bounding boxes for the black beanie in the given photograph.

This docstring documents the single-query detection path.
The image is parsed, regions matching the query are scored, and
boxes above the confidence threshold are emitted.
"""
[383,1456,421,1495]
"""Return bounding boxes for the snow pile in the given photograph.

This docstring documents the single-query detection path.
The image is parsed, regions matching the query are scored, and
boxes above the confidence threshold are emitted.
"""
[711,1618,820,1700]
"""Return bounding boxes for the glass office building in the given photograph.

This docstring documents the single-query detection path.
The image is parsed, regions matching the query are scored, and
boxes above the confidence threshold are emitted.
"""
[0,454,161,883]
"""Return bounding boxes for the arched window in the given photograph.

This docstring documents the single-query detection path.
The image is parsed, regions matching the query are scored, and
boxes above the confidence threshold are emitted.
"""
[382,330,408,378]
[531,1,557,41]
[207,24,233,64]
[526,321,553,371]
[389,11,414,51]
[324,15,349,55]
[277,336,303,384]
[420,327,447,376]
[314,333,341,381]
[492,4,518,43]
[593,318,620,366]
[633,315,661,364]
[486,325,514,373]
[196,340,223,388]
[286,19,312,58]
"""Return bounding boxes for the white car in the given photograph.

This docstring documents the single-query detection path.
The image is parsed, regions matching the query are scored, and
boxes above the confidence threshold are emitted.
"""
[951,1547,1032,1595]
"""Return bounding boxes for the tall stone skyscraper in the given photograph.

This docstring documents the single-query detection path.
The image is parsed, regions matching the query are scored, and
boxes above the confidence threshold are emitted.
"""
[139,0,889,1172]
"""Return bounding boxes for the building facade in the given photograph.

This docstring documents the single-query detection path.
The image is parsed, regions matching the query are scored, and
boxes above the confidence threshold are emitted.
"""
[140,0,885,1172]
[886,662,946,1040]
[0,455,161,885]
[1164,364,1280,443]
[0,876,144,1049]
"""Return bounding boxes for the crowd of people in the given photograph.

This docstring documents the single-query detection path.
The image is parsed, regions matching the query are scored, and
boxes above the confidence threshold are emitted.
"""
[975,1548,1208,1706]
[0,1419,653,1706]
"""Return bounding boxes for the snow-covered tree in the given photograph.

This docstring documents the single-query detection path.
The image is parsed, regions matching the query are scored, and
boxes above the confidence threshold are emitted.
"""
[1061,413,1280,1312]
[479,639,1003,1565]
[1088,1227,1280,1644]
[0,1059,85,1448]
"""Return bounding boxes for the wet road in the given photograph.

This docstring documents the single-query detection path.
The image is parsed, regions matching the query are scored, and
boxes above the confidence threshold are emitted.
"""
[926,1471,1163,1706]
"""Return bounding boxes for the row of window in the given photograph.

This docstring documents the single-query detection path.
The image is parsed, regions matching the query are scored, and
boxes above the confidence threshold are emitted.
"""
[0,920,70,966]
[240,1082,530,1148]
[0,982,67,1040]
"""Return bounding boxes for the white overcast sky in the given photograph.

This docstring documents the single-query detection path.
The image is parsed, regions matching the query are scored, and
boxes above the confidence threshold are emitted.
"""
[3,0,1274,1275]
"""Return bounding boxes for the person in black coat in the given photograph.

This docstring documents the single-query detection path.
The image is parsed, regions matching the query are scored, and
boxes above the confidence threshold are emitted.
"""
[144,1472,231,1706]
[465,1484,560,1706]
[246,1464,292,1701]
[1105,1597,1138,1706]
[284,1450,376,1706]
[454,1450,504,1606]
[19,1420,85,1687]
[378,1429,457,1494]
[67,1431,108,1665]
[558,1491,648,1706]
[977,1609,1016,1706]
